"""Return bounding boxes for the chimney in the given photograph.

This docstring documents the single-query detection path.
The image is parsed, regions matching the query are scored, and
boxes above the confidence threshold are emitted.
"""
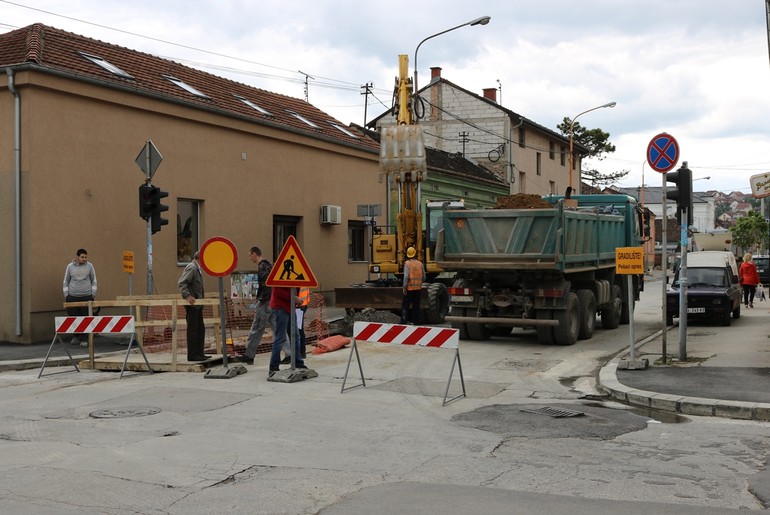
[430,67,442,81]
[483,88,497,103]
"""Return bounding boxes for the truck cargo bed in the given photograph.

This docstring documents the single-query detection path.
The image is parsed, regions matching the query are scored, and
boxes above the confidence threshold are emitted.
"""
[437,203,624,273]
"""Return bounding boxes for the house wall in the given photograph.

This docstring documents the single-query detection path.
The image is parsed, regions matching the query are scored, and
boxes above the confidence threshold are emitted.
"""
[0,71,380,343]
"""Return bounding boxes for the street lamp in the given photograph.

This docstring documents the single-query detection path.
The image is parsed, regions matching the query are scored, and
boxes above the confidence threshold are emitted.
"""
[413,16,491,94]
[568,101,616,191]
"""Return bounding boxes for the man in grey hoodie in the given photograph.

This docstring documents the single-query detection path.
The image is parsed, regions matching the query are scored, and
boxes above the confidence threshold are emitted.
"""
[62,248,97,346]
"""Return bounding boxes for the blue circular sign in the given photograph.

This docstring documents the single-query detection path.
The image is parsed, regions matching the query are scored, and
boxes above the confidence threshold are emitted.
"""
[647,133,679,173]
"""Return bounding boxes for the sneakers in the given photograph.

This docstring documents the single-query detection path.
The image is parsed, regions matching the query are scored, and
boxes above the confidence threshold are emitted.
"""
[268,369,279,378]
[296,364,308,370]
[238,356,254,365]
[80,340,88,347]
[280,356,292,365]
[750,302,754,308]
[70,337,80,346]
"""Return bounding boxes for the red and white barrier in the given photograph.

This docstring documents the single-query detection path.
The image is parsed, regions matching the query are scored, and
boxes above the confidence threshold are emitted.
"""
[55,316,135,334]
[343,322,465,406]
[40,315,151,379]
[353,322,459,349]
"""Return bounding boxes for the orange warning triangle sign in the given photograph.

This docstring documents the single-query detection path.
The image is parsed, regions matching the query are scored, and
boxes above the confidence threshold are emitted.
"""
[265,235,318,288]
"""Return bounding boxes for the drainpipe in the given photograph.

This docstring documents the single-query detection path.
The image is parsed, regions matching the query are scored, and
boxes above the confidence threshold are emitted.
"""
[7,68,21,336]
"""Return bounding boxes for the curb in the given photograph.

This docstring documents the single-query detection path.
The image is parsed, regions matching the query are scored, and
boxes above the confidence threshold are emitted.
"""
[598,358,770,422]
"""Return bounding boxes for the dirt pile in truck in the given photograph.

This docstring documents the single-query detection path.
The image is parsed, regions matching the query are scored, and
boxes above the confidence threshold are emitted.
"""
[494,193,552,209]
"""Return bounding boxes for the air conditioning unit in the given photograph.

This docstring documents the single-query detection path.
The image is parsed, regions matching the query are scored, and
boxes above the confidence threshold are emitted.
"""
[320,205,342,225]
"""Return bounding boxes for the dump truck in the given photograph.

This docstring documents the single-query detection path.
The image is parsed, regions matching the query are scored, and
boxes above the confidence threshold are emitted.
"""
[334,55,451,323]
[437,194,645,345]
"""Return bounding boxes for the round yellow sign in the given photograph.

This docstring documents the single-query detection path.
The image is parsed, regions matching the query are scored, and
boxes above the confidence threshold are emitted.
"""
[199,237,238,277]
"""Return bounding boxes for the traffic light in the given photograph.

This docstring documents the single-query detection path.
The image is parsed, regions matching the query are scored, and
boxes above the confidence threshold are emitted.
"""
[138,184,153,220]
[666,162,693,225]
[149,186,169,234]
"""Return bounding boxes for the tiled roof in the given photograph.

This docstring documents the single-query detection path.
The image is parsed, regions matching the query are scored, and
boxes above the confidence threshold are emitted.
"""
[0,23,378,152]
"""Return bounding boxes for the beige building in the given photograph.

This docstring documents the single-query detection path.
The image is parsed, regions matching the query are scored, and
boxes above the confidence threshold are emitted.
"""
[370,67,588,197]
[0,24,385,343]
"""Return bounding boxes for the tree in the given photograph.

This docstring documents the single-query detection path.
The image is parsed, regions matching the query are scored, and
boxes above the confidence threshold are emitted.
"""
[731,210,769,252]
[557,118,628,188]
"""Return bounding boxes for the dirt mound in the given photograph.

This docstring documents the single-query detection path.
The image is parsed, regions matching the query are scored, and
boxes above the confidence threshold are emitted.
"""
[494,193,552,209]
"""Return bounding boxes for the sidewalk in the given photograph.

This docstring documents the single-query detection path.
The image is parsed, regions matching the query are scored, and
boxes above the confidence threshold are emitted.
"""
[598,301,770,421]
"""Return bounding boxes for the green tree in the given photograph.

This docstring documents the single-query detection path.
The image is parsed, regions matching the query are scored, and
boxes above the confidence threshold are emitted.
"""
[731,211,769,252]
[556,118,628,188]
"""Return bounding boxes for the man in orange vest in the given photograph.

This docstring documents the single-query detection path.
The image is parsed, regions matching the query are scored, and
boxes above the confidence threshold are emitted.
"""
[401,247,425,325]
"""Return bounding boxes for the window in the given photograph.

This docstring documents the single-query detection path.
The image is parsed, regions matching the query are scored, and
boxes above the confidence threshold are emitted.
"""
[549,142,555,160]
[79,52,133,79]
[331,123,359,138]
[177,200,200,264]
[163,75,210,99]
[518,172,526,193]
[235,95,272,116]
[286,110,320,129]
[560,146,566,166]
[549,181,556,195]
[273,216,299,261]
[348,221,367,262]
[518,128,526,149]
[536,152,542,176]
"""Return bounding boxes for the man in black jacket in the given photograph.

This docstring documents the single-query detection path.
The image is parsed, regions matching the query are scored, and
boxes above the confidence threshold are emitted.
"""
[242,246,276,365]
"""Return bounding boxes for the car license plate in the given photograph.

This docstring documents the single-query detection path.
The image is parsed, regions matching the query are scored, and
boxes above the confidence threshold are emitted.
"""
[687,307,706,314]
[450,295,473,303]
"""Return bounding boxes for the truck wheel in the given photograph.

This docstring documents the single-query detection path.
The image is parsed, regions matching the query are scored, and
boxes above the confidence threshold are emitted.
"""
[732,303,741,319]
[425,283,449,324]
[576,289,596,340]
[601,285,621,330]
[666,314,674,326]
[722,308,732,326]
[554,292,579,346]
[467,322,491,341]
[535,309,555,345]
[451,308,470,340]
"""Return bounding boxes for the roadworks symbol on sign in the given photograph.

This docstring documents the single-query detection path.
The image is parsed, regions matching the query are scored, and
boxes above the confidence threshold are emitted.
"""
[265,235,318,288]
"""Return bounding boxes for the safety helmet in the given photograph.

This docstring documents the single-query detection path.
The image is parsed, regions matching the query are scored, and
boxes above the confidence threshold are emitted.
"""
[406,247,416,258]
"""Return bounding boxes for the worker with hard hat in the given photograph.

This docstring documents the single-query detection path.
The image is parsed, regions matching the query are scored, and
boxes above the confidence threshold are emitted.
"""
[401,246,425,325]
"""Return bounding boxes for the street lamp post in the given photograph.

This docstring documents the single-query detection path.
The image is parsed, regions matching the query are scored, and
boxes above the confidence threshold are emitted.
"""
[568,101,616,191]
[413,15,491,95]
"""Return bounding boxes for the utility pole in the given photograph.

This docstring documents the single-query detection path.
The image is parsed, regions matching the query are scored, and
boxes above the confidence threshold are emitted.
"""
[459,131,469,157]
[360,82,373,127]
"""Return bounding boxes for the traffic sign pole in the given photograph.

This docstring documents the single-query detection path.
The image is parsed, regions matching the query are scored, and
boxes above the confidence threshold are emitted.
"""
[647,132,679,365]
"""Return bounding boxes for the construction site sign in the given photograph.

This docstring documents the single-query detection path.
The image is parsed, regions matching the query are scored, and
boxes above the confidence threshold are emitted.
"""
[265,235,318,288]
[615,247,644,275]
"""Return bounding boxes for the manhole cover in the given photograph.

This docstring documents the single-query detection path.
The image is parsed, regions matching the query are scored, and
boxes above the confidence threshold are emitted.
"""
[520,406,585,418]
[89,407,161,419]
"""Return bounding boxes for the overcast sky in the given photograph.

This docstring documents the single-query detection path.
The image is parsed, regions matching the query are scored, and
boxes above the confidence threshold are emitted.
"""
[3,0,770,195]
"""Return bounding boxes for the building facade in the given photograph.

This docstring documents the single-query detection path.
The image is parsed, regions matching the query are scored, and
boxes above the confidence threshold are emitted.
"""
[0,24,386,343]
[370,67,587,197]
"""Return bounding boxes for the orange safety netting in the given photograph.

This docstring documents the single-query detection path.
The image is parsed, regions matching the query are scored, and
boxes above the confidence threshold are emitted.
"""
[141,293,330,356]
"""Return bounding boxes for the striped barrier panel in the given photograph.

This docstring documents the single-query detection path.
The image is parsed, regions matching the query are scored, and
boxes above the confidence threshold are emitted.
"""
[55,316,135,334]
[342,322,465,406]
[353,322,459,349]
[40,315,152,379]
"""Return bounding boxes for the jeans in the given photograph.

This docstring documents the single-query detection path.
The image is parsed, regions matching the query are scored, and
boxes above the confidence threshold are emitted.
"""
[269,308,304,370]
[245,301,275,360]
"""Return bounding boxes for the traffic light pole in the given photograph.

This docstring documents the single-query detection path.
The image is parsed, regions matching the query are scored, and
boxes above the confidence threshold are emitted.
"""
[678,208,688,361]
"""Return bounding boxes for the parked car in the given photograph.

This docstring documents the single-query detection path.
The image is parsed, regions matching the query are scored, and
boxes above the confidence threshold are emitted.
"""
[667,251,741,326]
[753,255,769,284]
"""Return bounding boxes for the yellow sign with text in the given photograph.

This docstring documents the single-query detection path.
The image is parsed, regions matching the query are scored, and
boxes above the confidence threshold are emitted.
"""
[122,251,135,274]
[615,247,643,275]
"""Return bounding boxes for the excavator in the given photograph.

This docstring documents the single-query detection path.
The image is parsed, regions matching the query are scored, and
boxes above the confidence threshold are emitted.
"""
[334,55,450,323]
